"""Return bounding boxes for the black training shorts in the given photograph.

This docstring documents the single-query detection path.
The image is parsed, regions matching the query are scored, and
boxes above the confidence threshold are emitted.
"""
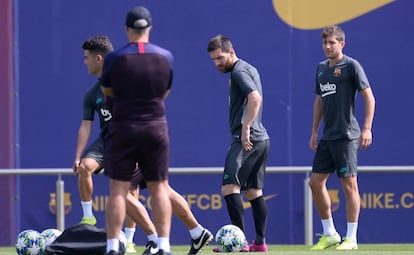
[312,139,359,178]
[81,133,105,174]
[104,121,169,182]
[223,139,270,190]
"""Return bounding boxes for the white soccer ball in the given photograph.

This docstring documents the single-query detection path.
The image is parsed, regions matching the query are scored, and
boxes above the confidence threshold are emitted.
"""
[16,229,45,255]
[215,224,246,252]
[40,228,62,247]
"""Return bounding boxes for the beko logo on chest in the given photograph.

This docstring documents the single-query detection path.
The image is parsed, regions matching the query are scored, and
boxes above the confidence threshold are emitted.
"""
[320,82,336,97]
[100,108,112,121]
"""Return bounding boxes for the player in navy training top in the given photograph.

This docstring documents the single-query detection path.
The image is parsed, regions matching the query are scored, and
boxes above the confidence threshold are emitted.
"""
[73,36,113,226]
[101,24,173,183]
[100,6,173,255]
[309,25,375,251]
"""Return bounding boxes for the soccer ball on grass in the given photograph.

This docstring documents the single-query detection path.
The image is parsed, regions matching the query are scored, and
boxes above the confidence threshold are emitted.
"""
[40,228,62,247]
[215,224,246,252]
[16,229,45,255]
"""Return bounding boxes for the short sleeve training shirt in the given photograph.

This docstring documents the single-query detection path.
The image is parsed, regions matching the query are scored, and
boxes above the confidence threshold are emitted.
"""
[229,59,269,142]
[315,55,370,140]
[82,81,112,131]
[101,42,173,122]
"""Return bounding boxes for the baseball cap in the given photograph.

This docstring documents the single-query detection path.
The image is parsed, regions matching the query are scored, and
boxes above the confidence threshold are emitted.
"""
[126,6,152,29]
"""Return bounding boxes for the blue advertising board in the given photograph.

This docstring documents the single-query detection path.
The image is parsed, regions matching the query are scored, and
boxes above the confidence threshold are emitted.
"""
[2,0,413,246]
[18,171,414,244]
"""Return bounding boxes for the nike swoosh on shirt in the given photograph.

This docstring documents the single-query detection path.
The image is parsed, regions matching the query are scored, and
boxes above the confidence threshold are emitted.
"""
[242,194,278,209]
[272,0,395,29]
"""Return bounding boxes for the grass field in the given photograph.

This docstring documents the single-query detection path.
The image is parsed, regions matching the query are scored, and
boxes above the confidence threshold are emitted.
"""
[3,244,414,255]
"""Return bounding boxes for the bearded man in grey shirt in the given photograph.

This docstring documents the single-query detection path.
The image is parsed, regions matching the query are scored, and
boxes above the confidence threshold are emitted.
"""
[208,34,270,253]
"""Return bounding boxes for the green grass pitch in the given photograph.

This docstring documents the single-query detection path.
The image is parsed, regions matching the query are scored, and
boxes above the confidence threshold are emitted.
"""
[3,244,414,255]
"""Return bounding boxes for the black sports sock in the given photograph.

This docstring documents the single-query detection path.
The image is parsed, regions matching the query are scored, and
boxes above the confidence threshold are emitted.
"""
[224,193,245,232]
[250,196,267,245]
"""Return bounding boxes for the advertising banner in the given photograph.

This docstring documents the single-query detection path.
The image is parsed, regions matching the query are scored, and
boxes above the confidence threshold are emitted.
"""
[18,172,414,244]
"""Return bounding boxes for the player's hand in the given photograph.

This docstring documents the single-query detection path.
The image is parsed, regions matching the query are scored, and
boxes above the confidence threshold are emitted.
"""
[241,125,253,151]
[72,160,80,174]
[359,128,372,150]
[309,133,318,151]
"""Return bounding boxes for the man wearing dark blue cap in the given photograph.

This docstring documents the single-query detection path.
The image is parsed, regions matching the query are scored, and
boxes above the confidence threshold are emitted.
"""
[101,6,173,255]
[125,6,152,29]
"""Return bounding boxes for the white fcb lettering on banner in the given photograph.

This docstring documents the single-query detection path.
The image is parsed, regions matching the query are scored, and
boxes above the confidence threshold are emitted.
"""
[320,82,337,97]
